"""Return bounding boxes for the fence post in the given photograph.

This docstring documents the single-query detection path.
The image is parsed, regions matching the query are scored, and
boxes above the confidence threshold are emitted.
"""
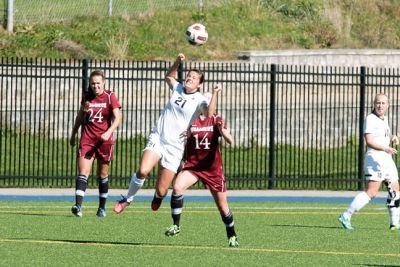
[358,66,366,191]
[108,0,113,16]
[268,64,276,189]
[82,59,88,94]
[6,0,14,32]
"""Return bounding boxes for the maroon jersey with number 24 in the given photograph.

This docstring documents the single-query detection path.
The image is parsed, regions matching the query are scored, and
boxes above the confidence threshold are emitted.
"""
[80,90,121,145]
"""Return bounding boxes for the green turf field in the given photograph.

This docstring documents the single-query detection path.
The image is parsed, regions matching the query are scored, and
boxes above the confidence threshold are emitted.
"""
[0,201,399,266]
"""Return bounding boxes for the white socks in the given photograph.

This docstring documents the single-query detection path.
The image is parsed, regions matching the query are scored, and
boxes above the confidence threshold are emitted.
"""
[388,191,400,226]
[388,206,400,226]
[126,174,145,202]
[343,191,371,220]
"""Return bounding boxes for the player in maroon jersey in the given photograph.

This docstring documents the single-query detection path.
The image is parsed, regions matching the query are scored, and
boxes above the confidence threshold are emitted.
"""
[69,70,122,218]
[164,86,239,247]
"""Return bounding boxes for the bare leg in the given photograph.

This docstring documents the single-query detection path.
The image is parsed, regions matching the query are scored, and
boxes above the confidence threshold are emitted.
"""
[211,190,238,245]
[151,166,176,211]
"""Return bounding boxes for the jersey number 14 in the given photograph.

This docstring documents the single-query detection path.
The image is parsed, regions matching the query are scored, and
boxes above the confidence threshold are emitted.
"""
[193,133,211,150]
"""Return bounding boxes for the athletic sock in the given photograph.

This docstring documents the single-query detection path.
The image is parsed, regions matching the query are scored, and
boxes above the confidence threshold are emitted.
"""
[388,206,400,226]
[154,191,163,201]
[343,191,371,219]
[221,210,236,238]
[98,176,109,209]
[171,194,184,226]
[387,191,400,226]
[126,173,145,202]
[75,174,88,207]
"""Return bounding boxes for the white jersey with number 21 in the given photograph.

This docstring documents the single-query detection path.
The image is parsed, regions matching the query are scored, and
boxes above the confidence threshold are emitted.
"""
[154,82,207,154]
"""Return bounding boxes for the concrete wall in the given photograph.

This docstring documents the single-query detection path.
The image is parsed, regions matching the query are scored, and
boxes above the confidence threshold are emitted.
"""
[238,49,400,68]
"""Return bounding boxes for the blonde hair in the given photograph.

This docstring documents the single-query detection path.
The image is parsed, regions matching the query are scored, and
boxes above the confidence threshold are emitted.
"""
[375,93,388,100]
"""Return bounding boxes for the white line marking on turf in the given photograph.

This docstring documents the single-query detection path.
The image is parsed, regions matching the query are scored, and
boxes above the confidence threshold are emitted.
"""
[0,238,399,258]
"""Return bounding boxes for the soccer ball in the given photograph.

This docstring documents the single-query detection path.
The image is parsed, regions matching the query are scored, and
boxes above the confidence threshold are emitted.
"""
[185,23,208,45]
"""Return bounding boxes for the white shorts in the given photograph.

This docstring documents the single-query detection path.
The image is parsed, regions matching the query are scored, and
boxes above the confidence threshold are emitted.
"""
[144,131,184,173]
[365,155,399,182]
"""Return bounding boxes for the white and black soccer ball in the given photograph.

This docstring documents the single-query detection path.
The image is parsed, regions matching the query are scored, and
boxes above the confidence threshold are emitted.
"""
[185,23,208,46]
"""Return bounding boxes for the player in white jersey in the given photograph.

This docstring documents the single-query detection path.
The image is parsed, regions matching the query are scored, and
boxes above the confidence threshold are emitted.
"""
[339,94,400,230]
[114,53,217,213]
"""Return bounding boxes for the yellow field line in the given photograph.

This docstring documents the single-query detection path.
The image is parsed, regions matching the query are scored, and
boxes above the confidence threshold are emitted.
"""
[0,238,398,258]
[0,210,387,215]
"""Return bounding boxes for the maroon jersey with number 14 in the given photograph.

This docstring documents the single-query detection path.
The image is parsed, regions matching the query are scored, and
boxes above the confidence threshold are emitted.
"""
[182,114,226,191]
[80,90,121,145]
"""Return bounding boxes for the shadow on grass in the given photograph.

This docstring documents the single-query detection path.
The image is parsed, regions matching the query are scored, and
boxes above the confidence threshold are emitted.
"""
[272,224,385,230]
[355,265,400,267]
[272,224,339,229]
[6,237,148,246]
[47,238,148,246]
[7,237,207,248]
[0,211,71,217]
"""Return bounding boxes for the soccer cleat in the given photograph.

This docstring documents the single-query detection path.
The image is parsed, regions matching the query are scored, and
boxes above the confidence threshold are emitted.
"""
[338,214,353,230]
[113,195,130,214]
[165,225,181,236]
[71,205,82,217]
[151,196,163,211]
[389,224,400,231]
[96,208,106,217]
[228,236,239,247]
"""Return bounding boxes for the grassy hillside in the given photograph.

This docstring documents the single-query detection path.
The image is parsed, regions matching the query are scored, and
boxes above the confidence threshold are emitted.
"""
[1,0,400,61]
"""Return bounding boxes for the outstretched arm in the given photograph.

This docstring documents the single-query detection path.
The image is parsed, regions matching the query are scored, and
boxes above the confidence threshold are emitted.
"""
[207,84,222,118]
[166,53,185,90]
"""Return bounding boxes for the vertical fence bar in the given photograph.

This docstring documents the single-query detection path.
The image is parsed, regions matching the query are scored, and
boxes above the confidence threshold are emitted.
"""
[42,58,47,186]
[82,59,88,94]
[358,66,366,191]
[50,60,56,183]
[0,58,3,183]
[19,57,25,185]
[268,64,276,189]
[12,58,17,184]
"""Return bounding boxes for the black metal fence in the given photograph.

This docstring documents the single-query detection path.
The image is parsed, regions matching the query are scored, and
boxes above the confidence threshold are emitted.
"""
[1,58,400,190]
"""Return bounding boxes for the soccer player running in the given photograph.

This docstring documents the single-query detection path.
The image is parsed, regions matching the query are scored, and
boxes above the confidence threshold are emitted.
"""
[70,70,122,217]
[114,53,214,213]
[339,93,400,230]
[164,89,239,248]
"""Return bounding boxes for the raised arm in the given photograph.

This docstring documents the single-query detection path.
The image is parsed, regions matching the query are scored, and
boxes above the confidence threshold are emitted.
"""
[165,53,185,89]
[207,84,222,118]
